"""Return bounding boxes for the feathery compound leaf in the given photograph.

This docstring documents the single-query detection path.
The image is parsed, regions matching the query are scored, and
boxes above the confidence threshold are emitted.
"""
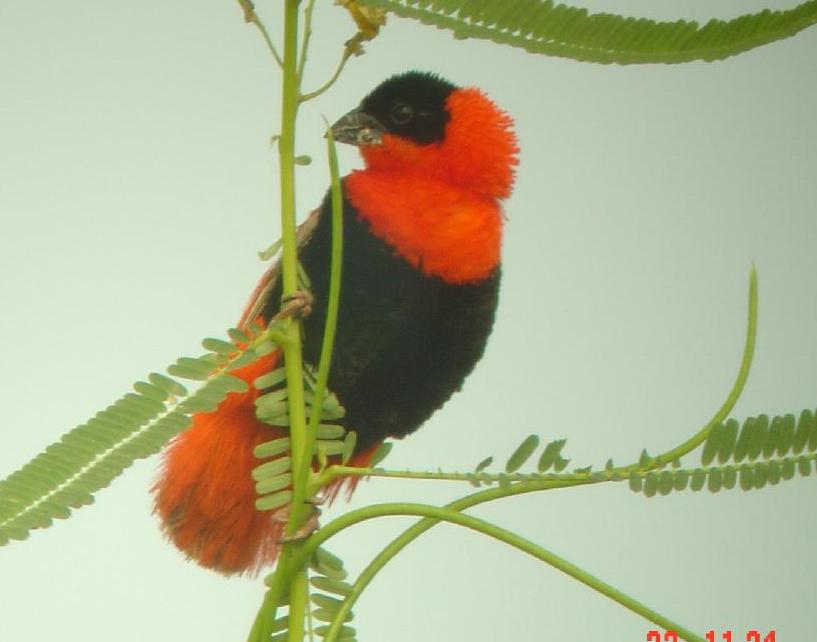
[0,335,265,545]
[505,435,540,473]
[357,0,817,64]
[0,398,189,542]
[707,409,817,468]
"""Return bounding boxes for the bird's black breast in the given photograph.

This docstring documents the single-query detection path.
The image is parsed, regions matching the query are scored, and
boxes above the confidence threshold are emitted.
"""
[262,187,500,452]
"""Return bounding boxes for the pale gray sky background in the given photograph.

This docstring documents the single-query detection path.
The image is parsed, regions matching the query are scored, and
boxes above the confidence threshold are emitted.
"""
[1,2,815,641]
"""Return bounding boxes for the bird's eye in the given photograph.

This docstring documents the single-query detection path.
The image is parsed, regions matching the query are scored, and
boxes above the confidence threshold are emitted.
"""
[390,102,414,125]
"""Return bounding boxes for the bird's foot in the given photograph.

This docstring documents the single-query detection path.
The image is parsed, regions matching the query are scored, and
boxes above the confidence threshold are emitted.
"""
[274,289,314,321]
[273,503,321,543]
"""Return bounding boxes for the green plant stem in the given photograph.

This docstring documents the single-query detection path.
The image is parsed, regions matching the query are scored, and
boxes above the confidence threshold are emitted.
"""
[640,265,757,471]
[288,569,309,642]
[273,2,314,641]
[290,502,704,642]
[300,50,352,103]
[301,131,344,499]
[296,0,317,84]
[277,0,308,529]
[236,0,284,68]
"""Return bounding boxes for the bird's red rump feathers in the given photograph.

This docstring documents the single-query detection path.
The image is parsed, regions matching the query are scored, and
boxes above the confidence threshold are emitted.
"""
[153,354,285,575]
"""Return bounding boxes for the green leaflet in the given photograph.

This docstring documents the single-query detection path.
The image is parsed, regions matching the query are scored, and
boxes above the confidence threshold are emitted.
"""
[357,0,817,64]
[369,442,392,467]
[310,576,353,597]
[256,473,292,496]
[310,546,347,581]
[341,431,357,465]
[202,337,238,355]
[256,490,293,512]
[255,438,292,459]
[253,457,293,481]
[537,438,566,472]
[474,456,493,473]
[505,434,540,473]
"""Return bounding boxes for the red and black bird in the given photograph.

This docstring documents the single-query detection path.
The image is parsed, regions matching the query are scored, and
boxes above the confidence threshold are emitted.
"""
[153,71,518,575]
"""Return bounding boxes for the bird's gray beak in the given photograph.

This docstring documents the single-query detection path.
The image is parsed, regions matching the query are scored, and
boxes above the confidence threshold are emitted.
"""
[330,108,385,147]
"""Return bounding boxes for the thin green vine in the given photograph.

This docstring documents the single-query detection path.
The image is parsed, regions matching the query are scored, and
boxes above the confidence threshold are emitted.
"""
[288,502,705,642]
[237,0,284,68]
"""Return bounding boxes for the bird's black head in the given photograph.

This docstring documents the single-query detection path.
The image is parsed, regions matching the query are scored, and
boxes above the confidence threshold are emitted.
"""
[331,71,457,147]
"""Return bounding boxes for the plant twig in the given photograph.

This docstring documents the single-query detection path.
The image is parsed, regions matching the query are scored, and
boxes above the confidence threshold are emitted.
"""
[297,0,318,83]
[236,0,284,68]
[636,265,758,472]
[300,50,352,102]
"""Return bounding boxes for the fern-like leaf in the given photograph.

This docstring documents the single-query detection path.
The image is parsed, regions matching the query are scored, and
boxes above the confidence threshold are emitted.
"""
[703,411,816,466]
[0,332,264,546]
[308,547,358,642]
[358,0,817,64]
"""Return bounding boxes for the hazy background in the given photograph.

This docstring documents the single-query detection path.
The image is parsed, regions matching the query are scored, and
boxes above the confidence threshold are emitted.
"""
[1,2,815,640]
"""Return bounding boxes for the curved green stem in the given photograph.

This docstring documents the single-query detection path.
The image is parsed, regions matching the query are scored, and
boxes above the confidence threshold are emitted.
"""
[300,50,352,103]
[641,265,757,471]
[295,502,704,642]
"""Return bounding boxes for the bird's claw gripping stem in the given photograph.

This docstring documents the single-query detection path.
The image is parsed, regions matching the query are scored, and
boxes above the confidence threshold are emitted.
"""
[274,289,314,321]
[273,503,321,543]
